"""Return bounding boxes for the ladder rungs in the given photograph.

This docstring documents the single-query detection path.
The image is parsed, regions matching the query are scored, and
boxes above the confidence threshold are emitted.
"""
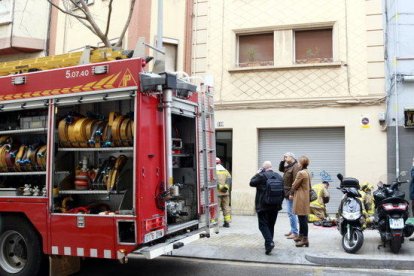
[202,129,214,133]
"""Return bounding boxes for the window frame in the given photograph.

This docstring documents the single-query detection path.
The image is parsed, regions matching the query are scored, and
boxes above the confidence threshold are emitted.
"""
[293,27,334,65]
[236,32,275,68]
[163,39,179,72]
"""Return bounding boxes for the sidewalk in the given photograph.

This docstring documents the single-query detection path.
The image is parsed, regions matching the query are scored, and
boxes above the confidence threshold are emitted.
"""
[172,214,414,270]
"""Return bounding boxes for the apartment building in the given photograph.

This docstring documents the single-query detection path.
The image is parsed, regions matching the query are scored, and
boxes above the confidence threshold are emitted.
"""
[0,0,50,61]
[192,0,387,214]
[385,0,414,200]
[48,0,191,73]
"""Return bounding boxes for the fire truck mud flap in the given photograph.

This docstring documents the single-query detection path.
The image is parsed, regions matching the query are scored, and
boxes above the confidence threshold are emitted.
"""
[131,229,207,259]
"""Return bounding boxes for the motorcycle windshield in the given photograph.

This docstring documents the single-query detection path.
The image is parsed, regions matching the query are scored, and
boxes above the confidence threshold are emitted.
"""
[343,198,361,213]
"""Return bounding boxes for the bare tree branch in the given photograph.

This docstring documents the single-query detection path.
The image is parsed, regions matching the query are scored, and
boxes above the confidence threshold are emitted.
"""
[105,0,114,38]
[46,0,87,20]
[76,0,111,46]
[115,0,136,47]
[48,0,137,48]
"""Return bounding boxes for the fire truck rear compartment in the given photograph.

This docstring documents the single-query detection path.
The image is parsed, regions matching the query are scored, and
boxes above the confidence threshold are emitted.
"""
[167,114,198,227]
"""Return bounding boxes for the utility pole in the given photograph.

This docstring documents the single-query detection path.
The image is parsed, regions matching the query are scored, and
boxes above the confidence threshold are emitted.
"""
[153,0,165,73]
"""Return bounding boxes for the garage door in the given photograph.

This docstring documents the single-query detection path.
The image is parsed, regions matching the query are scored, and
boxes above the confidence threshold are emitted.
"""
[258,128,345,214]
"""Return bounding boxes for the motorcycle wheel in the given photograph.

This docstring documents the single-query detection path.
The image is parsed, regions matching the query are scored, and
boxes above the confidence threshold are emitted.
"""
[390,236,402,254]
[342,229,364,254]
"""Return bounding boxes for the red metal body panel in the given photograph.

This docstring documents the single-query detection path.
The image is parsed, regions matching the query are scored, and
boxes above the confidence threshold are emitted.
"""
[136,93,165,243]
[0,199,48,253]
[49,215,136,257]
[0,58,143,102]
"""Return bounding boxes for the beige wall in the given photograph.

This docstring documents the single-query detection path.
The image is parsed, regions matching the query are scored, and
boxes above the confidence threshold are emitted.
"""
[193,0,387,214]
[150,0,187,72]
[217,105,387,215]
[0,0,49,56]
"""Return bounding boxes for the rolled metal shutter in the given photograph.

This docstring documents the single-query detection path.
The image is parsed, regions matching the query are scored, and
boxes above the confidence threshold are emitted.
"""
[258,128,345,214]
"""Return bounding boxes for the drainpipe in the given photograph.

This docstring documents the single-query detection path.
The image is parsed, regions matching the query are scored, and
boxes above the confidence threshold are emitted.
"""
[394,0,400,180]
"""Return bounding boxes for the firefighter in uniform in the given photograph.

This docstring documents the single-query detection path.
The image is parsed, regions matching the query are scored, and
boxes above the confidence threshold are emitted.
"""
[359,181,375,228]
[216,157,232,227]
[308,181,330,223]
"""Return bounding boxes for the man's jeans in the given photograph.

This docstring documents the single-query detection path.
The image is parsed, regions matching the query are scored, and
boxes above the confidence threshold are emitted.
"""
[257,210,278,248]
[287,199,299,235]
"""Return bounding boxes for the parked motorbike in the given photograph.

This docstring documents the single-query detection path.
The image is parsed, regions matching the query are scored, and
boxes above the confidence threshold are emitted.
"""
[373,179,414,253]
[336,174,365,253]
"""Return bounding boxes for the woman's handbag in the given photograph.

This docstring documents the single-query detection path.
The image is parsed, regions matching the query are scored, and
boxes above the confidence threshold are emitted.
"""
[310,188,318,202]
[307,170,318,202]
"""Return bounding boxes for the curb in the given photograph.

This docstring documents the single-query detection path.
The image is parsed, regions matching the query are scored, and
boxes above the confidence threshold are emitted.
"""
[167,254,319,267]
[305,253,414,270]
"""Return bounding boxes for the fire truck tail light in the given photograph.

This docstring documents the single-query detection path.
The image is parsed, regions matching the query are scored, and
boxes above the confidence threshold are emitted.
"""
[145,217,164,231]
[92,65,109,75]
[11,76,26,85]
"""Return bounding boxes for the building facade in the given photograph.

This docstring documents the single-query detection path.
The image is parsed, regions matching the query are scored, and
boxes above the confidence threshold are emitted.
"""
[1,0,192,74]
[192,0,387,214]
[385,0,414,198]
[0,0,50,61]
[48,0,191,73]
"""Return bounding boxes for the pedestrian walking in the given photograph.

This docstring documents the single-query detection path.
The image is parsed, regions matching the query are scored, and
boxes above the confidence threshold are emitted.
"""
[216,157,232,228]
[289,156,311,247]
[279,152,300,239]
[250,161,284,255]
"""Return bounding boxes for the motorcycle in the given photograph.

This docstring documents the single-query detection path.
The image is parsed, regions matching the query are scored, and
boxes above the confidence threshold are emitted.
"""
[373,179,414,253]
[336,174,365,253]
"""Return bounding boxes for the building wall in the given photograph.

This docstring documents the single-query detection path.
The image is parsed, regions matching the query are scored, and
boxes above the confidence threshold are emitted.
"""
[193,0,387,214]
[385,0,414,189]
[0,0,49,57]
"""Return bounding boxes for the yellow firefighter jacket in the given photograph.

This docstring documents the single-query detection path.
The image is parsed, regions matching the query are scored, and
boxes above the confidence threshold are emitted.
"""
[216,164,232,196]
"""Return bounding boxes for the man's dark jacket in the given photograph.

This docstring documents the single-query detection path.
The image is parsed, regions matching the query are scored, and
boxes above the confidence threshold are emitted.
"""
[249,170,284,212]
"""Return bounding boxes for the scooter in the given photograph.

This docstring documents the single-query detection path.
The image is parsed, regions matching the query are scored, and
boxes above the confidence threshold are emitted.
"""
[336,174,365,253]
[373,179,414,253]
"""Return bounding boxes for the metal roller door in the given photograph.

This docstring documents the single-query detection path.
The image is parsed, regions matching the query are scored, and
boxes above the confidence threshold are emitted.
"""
[258,128,345,214]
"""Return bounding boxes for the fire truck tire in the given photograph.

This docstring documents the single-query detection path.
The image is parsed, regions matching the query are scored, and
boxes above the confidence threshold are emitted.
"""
[0,217,42,276]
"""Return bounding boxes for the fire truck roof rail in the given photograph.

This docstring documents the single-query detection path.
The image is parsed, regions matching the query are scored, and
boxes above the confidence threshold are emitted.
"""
[0,47,132,76]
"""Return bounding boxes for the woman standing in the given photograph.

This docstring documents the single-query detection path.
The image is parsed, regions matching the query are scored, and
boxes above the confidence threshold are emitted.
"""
[289,156,311,247]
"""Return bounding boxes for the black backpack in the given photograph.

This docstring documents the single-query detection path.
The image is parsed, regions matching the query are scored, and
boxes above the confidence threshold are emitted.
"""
[263,172,284,205]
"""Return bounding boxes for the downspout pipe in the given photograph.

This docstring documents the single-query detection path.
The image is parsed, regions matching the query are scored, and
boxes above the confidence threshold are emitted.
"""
[394,0,400,180]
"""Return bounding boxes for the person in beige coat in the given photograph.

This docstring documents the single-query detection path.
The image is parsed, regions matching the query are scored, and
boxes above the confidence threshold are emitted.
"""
[289,156,311,247]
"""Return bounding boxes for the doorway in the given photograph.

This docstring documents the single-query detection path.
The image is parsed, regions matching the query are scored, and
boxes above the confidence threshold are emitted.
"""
[216,130,233,173]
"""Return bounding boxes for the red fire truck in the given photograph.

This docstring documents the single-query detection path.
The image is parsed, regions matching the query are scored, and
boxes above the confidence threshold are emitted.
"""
[0,48,218,275]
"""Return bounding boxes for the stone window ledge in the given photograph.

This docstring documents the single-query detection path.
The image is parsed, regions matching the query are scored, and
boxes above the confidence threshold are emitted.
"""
[228,62,343,73]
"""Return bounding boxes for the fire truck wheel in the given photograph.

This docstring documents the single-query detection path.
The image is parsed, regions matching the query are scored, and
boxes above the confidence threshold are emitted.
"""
[0,217,42,276]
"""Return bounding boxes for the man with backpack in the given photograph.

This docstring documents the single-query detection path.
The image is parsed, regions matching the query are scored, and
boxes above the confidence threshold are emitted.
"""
[250,161,284,255]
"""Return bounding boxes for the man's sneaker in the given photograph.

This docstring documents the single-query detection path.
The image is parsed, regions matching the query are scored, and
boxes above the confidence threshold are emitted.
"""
[223,222,230,228]
[265,242,275,255]
[286,233,298,239]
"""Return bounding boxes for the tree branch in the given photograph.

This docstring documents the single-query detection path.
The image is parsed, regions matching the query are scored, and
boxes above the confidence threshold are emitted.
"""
[76,0,111,47]
[115,0,136,47]
[47,0,87,20]
[105,0,114,38]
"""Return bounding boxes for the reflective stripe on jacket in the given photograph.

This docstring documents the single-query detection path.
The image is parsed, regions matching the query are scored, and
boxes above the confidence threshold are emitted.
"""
[217,164,231,196]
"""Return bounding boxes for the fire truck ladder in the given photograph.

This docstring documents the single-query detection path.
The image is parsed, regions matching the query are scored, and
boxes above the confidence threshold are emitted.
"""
[0,46,130,76]
[200,85,219,235]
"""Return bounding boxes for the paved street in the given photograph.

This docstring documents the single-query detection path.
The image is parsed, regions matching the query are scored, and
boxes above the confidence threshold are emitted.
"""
[172,214,414,269]
[74,256,414,276]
